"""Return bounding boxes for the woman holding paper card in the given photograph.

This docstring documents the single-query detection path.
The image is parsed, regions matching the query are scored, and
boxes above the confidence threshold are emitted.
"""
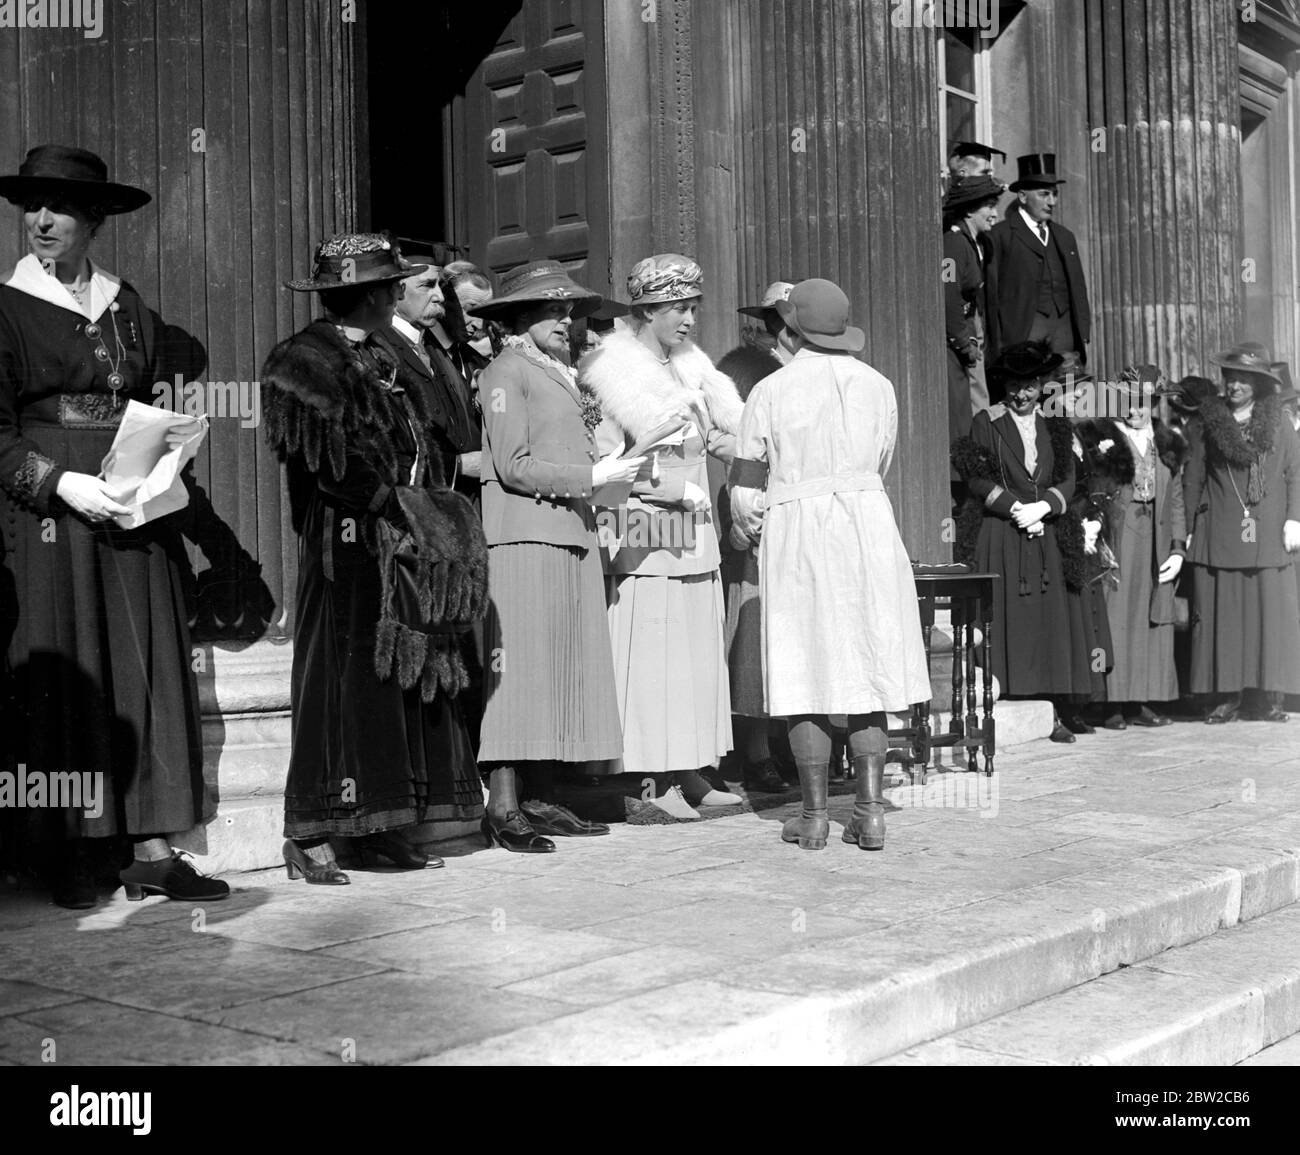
[469,262,643,851]
[580,253,745,819]
[0,145,226,907]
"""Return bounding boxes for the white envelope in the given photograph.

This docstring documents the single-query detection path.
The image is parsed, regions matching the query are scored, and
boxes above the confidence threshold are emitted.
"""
[100,400,209,529]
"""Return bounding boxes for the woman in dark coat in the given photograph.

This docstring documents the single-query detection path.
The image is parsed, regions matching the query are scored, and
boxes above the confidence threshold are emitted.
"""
[0,146,227,908]
[262,233,487,883]
[951,340,1094,742]
[1183,343,1300,722]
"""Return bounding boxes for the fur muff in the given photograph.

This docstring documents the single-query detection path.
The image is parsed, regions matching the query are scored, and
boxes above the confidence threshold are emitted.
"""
[1073,417,1135,494]
[1153,419,1188,477]
[716,343,780,401]
[578,327,743,442]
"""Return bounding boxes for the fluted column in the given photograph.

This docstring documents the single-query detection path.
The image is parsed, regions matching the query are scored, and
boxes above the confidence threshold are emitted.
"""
[1085,0,1243,378]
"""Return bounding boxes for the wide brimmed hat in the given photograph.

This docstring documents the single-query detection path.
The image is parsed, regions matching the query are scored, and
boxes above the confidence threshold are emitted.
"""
[738,280,794,318]
[0,145,151,215]
[1009,152,1065,192]
[1211,342,1282,388]
[942,174,1006,214]
[467,260,602,320]
[1273,361,1296,405]
[1155,375,1219,413]
[775,278,865,353]
[990,340,1064,385]
[1115,363,1163,407]
[627,253,704,305]
[285,233,426,292]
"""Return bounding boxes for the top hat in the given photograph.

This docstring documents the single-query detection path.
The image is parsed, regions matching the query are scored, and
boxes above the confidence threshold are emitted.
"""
[950,140,1007,165]
[774,278,865,353]
[942,174,1006,214]
[1009,153,1065,192]
[0,145,151,215]
[989,340,1064,385]
[285,233,427,292]
[467,260,602,320]
[738,280,794,318]
[626,253,704,306]
[1211,342,1282,389]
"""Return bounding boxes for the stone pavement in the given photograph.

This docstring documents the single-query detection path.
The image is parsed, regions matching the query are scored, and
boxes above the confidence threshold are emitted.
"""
[1,720,1298,1066]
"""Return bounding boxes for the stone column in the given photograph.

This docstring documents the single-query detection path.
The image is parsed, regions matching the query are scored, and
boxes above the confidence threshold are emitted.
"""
[1084,0,1244,378]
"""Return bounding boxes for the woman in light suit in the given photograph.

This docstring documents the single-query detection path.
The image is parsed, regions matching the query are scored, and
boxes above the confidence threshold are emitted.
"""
[472,262,642,851]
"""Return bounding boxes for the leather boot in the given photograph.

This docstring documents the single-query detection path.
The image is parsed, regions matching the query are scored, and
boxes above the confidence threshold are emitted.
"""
[781,760,829,850]
[842,751,886,851]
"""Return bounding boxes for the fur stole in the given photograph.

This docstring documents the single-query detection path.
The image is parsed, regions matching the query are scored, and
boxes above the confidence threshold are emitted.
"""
[950,411,1086,591]
[1198,394,1281,507]
[579,328,743,441]
[1073,417,1135,496]
[716,343,781,402]
[262,319,431,486]
[1154,419,1187,477]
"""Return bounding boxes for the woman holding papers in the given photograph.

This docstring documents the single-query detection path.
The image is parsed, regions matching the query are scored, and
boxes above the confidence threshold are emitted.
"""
[0,146,226,907]
[470,262,642,851]
[580,253,745,819]
[730,279,930,852]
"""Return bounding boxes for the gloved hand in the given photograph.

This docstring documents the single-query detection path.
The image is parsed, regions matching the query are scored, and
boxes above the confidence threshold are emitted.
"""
[1157,554,1183,583]
[682,480,711,514]
[1082,517,1101,555]
[592,451,646,487]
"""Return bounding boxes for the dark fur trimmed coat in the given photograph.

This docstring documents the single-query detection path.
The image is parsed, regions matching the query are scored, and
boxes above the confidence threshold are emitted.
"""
[261,319,485,836]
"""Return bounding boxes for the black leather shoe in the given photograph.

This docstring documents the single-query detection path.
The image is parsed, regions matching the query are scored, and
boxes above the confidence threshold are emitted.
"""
[742,758,789,793]
[1049,722,1077,743]
[282,840,350,885]
[1130,705,1171,727]
[1063,715,1096,735]
[1102,712,1128,730]
[1241,705,1289,723]
[355,830,437,869]
[520,800,609,837]
[50,844,97,910]
[1205,701,1240,725]
[482,812,556,854]
[120,852,231,901]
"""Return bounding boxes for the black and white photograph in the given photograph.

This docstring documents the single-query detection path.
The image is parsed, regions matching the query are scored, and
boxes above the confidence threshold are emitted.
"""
[1,0,1298,1116]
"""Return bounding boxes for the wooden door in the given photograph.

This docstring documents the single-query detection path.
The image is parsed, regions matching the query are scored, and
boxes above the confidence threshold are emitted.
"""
[447,0,610,296]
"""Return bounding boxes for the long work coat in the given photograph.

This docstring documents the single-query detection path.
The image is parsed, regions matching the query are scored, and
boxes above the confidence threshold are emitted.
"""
[730,347,930,716]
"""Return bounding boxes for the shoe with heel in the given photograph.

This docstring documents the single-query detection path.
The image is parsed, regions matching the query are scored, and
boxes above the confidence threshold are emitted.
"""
[282,839,350,885]
[781,760,829,850]
[842,751,886,851]
[120,851,231,900]
[482,811,556,854]
[354,830,439,869]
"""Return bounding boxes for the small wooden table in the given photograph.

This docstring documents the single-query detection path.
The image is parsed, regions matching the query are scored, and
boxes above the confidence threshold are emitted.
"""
[888,565,1000,784]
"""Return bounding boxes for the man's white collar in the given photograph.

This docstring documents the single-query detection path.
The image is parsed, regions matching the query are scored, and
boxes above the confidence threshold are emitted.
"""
[1019,207,1049,240]
[2,253,121,320]
[391,314,422,345]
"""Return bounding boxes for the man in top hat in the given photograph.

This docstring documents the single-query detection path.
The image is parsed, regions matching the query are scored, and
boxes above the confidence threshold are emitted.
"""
[729,279,931,852]
[947,140,1006,181]
[986,153,1092,373]
[1182,342,1300,723]
[942,173,1004,442]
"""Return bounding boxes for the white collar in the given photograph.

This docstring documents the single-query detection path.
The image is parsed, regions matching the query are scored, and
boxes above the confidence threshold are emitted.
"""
[1019,207,1049,241]
[2,253,121,320]
[1123,423,1154,448]
[391,314,423,346]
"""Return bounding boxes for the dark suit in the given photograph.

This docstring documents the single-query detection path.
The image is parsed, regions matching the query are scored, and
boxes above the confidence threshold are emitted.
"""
[943,224,990,441]
[987,209,1091,366]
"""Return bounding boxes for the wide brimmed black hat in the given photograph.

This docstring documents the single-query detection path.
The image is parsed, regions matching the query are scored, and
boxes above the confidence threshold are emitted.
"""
[285,233,427,292]
[1211,342,1282,389]
[990,339,1064,384]
[468,260,602,320]
[1009,152,1065,192]
[0,145,151,215]
[942,174,1006,214]
[737,280,794,319]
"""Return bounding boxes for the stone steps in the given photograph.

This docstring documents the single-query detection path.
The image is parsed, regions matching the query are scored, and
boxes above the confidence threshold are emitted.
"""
[877,902,1300,1066]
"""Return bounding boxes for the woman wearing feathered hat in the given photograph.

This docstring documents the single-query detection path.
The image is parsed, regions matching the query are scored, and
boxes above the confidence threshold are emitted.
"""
[0,145,227,907]
[1183,343,1300,723]
[470,261,643,849]
[579,253,745,819]
[262,233,488,883]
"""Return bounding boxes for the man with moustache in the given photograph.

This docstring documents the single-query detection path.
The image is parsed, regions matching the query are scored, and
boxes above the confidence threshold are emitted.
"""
[986,153,1091,376]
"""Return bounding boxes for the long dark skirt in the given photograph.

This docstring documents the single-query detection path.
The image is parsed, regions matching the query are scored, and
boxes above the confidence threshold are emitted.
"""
[1189,564,1300,695]
[1105,500,1178,702]
[284,495,481,840]
[1,422,205,840]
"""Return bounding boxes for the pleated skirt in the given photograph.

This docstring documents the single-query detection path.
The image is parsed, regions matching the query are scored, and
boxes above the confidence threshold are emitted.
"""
[723,548,766,718]
[1104,502,1178,702]
[1190,564,1300,694]
[477,541,623,764]
[606,571,733,774]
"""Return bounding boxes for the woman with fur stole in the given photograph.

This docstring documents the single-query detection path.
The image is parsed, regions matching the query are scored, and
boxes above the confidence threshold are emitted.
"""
[579,254,744,818]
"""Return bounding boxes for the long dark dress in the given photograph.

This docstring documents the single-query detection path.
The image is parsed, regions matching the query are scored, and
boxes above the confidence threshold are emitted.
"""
[0,257,206,839]
[262,321,482,840]
[955,406,1096,696]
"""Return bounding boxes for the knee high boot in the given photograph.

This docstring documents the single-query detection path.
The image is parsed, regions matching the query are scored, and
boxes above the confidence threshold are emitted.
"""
[780,759,829,850]
[843,751,886,850]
